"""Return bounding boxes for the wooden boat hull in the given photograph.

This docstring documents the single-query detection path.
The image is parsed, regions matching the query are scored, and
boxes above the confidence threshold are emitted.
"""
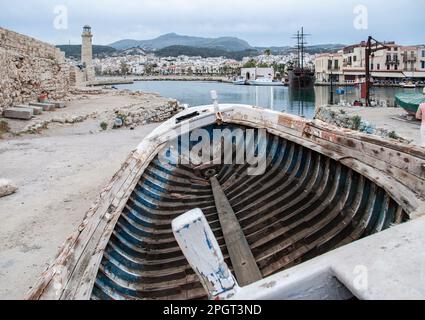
[26,104,425,300]
[288,69,315,89]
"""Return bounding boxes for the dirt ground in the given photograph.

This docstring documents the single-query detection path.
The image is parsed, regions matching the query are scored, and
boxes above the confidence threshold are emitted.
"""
[0,123,161,300]
[0,91,168,300]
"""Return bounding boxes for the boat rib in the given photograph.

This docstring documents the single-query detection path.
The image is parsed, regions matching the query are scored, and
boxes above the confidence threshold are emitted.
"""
[91,124,409,300]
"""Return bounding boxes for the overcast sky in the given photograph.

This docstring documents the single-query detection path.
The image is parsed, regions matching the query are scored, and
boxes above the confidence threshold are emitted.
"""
[0,0,423,47]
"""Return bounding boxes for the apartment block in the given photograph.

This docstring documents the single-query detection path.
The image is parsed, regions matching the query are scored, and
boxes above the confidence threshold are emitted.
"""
[315,41,425,86]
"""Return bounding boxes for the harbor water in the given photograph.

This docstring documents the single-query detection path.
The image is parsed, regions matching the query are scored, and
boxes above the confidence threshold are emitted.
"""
[116,81,423,119]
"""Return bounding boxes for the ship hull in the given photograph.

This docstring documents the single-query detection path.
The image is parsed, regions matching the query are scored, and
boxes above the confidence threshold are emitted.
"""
[289,70,315,89]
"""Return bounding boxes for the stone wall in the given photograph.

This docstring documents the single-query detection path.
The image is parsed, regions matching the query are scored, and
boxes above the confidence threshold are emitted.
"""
[0,27,71,114]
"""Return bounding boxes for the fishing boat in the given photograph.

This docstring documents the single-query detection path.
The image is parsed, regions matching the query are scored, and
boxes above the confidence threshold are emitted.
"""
[233,76,247,85]
[400,81,416,89]
[27,96,425,300]
[248,77,284,86]
[395,91,425,115]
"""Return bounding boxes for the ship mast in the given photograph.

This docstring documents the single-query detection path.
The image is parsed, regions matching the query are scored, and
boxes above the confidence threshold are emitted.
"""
[300,27,304,69]
[293,27,310,70]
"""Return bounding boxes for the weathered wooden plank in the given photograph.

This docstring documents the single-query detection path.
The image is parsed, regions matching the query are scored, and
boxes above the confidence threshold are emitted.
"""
[210,176,263,287]
[305,123,425,180]
[225,110,425,214]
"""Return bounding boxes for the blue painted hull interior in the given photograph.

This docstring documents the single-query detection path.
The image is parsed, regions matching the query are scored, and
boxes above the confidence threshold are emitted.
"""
[91,124,409,300]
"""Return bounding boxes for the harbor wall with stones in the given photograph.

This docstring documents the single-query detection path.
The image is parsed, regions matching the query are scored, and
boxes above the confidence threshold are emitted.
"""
[315,106,408,143]
[0,27,71,114]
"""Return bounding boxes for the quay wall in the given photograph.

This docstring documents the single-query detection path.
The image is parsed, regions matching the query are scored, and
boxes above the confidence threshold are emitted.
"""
[0,27,71,113]
[96,75,233,83]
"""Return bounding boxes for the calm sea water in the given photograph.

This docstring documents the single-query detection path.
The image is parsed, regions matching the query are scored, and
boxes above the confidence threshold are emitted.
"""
[116,81,422,119]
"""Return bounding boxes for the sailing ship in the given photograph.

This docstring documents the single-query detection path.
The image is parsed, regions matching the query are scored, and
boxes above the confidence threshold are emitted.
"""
[26,98,425,300]
[288,27,315,89]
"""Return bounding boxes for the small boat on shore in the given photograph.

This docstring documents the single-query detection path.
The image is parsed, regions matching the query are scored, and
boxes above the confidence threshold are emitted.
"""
[395,91,425,115]
[248,77,284,86]
[233,76,247,85]
[26,100,425,300]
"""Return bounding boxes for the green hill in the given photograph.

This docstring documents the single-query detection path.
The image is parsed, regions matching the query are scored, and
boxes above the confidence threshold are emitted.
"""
[155,45,258,60]
[56,45,118,59]
[109,33,254,52]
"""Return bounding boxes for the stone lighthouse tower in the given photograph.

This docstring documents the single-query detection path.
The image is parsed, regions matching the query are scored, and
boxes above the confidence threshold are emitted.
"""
[81,25,95,81]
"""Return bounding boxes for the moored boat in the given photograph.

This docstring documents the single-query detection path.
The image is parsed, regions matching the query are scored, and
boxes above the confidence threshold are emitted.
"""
[26,101,425,300]
[248,77,284,86]
[400,81,416,89]
[395,91,425,115]
[233,76,247,85]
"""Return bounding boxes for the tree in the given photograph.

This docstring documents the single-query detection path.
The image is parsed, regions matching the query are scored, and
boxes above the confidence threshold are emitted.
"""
[243,59,257,68]
[264,49,272,56]
[257,62,270,68]
[272,62,286,78]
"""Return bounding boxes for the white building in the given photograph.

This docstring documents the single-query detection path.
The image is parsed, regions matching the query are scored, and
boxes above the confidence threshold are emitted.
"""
[241,67,275,80]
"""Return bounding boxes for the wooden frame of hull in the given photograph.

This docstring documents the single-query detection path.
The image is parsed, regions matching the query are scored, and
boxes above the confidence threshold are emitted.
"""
[26,104,425,300]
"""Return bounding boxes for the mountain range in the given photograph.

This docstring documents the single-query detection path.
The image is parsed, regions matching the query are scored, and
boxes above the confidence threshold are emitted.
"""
[109,33,253,52]
[109,33,345,54]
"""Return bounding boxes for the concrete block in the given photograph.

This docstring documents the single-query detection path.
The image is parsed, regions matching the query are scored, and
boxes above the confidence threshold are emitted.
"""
[52,101,66,109]
[15,104,42,115]
[29,102,55,111]
[3,108,33,120]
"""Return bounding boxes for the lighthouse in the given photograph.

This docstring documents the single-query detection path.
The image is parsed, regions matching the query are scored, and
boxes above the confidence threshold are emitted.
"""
[81,25,95,82]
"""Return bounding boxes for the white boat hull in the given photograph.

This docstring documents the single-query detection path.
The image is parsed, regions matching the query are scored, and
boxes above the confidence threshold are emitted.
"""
[248,80,284,87]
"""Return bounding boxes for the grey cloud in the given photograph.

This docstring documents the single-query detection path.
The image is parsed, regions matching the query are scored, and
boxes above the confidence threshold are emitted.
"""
[0,0,423,46]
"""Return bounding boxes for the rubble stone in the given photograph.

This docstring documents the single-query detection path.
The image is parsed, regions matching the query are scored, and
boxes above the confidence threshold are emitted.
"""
[0,179,17,198]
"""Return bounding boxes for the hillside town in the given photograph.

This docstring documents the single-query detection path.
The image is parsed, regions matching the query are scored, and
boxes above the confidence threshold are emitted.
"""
[92,51,314,77]
[90,40,425,88]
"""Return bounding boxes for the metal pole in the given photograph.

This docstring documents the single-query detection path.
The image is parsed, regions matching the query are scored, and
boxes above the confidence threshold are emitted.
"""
[365,36,371,107]
[329,55,334,105]
[270,86,274,110]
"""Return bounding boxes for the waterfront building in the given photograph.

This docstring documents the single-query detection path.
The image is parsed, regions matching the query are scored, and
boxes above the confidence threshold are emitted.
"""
[315,41,425,86]
[241,67,275,80]
[315,53,344,83]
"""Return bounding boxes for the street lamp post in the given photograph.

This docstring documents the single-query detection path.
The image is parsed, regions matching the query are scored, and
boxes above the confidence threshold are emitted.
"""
[329,54,334,105]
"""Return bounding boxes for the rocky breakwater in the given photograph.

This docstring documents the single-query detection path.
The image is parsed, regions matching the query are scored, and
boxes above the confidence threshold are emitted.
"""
[315,106,409,143]
[8,90,184,135]
[112,99,182,129]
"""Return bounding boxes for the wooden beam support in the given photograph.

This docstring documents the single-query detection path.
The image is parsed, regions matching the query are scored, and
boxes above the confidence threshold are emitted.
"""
[210,176,263,287]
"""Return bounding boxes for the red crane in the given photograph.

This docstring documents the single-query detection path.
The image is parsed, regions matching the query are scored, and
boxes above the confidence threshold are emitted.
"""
[364,36,390,106]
